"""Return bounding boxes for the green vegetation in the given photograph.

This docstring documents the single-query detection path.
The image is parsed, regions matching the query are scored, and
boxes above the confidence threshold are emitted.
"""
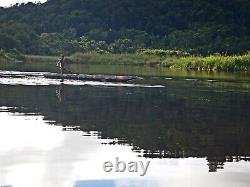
[24,50,250,72]
[166,53,250,71]
[0,0,250,72]
[66,52,250,72]
[0,49,25,63]
[1,47,249,73]
[0,0,249,56]
[137,49,191,57]
[0,50,11,62]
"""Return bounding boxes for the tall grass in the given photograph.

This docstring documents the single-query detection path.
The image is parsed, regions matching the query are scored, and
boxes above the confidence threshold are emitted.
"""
[69,52,250,72]
[166,54,250,72]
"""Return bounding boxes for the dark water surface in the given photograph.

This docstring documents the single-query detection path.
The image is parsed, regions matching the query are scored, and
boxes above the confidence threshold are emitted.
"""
[0,64,250,187]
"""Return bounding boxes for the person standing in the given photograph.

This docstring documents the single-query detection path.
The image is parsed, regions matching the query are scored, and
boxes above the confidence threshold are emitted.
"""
[56,54,65,74]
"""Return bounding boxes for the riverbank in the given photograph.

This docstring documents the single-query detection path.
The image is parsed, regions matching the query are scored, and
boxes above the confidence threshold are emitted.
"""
[0,50,249,73]
[24,52,250,72]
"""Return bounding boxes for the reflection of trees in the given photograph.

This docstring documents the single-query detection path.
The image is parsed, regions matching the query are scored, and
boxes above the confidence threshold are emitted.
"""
[0,83,250,172]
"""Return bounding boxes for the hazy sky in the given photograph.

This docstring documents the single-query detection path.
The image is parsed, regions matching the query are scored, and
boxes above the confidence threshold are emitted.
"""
[0,0,47,7]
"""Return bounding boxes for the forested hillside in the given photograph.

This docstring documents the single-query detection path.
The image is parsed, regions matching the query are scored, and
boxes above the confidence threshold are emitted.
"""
[0,0,249,55]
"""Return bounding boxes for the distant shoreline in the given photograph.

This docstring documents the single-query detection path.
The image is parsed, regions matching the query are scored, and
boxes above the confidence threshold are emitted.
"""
[1,49,250,73]
[24,52,250,73]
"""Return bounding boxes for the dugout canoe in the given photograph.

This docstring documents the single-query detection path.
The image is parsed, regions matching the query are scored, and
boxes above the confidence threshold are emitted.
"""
[44,73,138,82]
[0,71,139,82]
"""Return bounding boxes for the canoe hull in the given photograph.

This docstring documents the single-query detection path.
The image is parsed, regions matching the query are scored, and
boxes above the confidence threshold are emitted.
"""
[0,71,139,82]
[44,73,137,82]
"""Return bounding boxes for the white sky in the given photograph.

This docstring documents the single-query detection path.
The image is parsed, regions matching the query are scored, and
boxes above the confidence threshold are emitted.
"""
[0,0,47,7]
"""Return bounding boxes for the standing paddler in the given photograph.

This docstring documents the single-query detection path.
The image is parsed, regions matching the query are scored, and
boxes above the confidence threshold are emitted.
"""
[56,54,66,74]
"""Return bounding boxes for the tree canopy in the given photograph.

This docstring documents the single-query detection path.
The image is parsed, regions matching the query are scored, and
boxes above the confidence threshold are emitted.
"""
[0,0,249,55]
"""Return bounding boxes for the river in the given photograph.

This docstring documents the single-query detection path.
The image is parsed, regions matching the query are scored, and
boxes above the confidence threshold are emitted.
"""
[0,63,250,187]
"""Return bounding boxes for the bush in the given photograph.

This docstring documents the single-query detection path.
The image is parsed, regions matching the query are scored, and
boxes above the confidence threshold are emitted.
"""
[137,49,191,57]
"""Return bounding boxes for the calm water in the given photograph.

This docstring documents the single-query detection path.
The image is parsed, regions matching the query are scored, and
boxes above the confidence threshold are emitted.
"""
[0,63,250,187]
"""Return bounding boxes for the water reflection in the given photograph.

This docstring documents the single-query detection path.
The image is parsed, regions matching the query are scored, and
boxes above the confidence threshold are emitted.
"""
[1,60,250,187]
[0,107,250,187]
[0,75,250,174]
[56,84,65,102]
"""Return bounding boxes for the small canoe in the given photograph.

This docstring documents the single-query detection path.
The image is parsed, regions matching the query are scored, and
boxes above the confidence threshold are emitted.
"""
[0,71,139,82]
[44,73,138,82]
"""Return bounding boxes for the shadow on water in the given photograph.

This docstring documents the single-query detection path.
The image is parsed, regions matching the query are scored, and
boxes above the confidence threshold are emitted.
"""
[0,75,250,173]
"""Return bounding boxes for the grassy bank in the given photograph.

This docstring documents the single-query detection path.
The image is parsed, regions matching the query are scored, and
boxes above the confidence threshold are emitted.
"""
[23,52,250,72]
[67,52,250,72]
[165,54,250,72]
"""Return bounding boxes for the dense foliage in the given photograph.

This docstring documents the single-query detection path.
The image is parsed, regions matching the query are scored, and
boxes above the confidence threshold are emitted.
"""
[0,0,250,55]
